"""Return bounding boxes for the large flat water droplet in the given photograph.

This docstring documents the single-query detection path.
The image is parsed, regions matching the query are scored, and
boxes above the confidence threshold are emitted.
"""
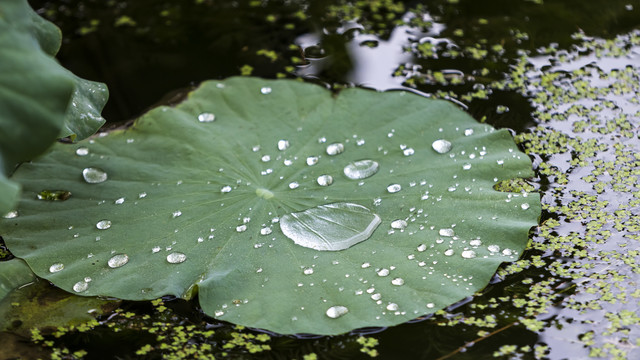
[343,160,379,180]
[82,167,107,183]
[75,147,89,156]
[280,202,382,251]
[432,139,452,154]
[108,254,129,268]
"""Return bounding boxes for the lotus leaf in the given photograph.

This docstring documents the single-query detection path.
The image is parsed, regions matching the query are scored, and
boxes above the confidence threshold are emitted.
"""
[0,0,107,214]
[1,77,540,335]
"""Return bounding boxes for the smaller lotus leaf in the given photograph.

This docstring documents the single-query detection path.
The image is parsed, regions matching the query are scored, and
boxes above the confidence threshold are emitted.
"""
[1,77,540,335]
[0,259,36,302]
[0,0,108,214]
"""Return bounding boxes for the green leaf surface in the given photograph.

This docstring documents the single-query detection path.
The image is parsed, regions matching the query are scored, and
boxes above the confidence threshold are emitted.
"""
[0,0,107,214]
[0,259,36,302]
[1,77,540,335]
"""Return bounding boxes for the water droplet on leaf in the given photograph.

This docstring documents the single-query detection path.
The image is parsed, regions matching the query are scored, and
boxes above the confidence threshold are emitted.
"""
[432,139,452,154]
[390,219,407,230]
[49,263,64,273]
[82,167,107,184]
[391,277,405,286]
[306,156,319,166]
[326,143,344,156]
[96,220,112,230]
[75,147,89,156]
[387,184,402,193]
[108,254,129,268]
[167,252,187,264]
[198,113,215,123]
[326,305,349,319]
[343,160,379,180]
[277,140,290,151]
[280,203,382,251]
[317,175,333,186]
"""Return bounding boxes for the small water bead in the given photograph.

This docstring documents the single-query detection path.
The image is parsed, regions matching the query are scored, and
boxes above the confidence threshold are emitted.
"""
[289,182,299,189]
[426,303,435,309]
[3,210,18,219]
[371,293,382,301]
[444,249,455,256]
[108,254,129,268]
[464,128,474,136]
[326,305,349,319]
[75,147,89,156]
[96,220,112,230]
[432,139,452,154]
[361,262,371,269]
[391,277,405,286]
[166,252,187,264]
[377,268,390,277]
[260,87,272,94]
[114,197,125,204]
[439,228,455,237]
[198,112,215,123]
[496,159,504,165]
[390,219,408,230]
[343,159,379,180]
[215,310,225,317]
[82,167,107,184]
[261,155,271,162]
[387,184,402,193]
[303,267,314,275]
[403,148,415,156]
[469,239,482,246]
[221,185,232,193]
[502,249,513,256]
[317,175,333,186]
[521,203,530,210]
[138,192,147,198]
[73,281,89,293]
[386,303,399,311]
[172,210,182,218]
[236,225,247,233]
[277,140,290,151]
[49,263,64,273]
[326,143,344,156]
[487,245,500,253]
[417,244,427,252]
[463,163,472,170]
[461,250,476,259]
[306,156,319,166]
[260,227,272,235]
[152,246,161,253]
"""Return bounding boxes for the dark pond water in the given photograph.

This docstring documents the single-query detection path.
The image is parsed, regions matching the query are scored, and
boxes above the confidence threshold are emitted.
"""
[7,0,640,359]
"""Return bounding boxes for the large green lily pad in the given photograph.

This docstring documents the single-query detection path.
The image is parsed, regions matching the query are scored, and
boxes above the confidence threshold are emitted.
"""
[0,0,108,214]
[1,77,540,335]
